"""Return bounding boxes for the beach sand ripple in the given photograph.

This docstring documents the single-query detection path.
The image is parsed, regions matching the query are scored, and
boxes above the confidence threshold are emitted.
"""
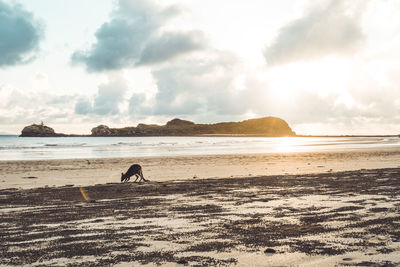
[1,168,400,266]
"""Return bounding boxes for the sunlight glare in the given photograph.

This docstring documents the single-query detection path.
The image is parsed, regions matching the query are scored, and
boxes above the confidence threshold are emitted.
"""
[269,58,351,98]
[274,137,304,153]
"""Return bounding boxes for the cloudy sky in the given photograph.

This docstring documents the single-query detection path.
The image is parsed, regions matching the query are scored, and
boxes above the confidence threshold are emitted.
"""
[1,0,399,135]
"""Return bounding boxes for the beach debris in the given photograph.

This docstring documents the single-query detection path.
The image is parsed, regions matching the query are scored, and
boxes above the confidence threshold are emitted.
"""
[87,160,91,165]
[79,187,91,202]
[22,176,38,179]
[264,248,276,254]
[193,175,198,179]
[176,259,188,265]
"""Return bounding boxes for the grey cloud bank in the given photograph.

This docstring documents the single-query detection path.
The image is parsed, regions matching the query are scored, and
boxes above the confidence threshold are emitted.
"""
[138,31,206,65]
[0,0,43,67]
[264,0,366,65]
[74,97,92,115]
[71,0,205,71]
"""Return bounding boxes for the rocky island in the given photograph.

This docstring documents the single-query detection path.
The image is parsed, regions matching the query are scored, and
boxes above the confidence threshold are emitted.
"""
[20,123,67,137]
[20,116,296,137]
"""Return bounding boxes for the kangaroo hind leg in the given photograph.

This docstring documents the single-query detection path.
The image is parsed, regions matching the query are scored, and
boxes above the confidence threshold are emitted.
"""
[139,169,147,182]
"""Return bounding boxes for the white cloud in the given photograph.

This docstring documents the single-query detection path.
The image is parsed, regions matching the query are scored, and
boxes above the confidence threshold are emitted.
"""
[0,84,77,129]
[93,75,128,115]
[1,0,400,135]
[264,0,367,65]
[73,74,129,115]
[31,72,49,90]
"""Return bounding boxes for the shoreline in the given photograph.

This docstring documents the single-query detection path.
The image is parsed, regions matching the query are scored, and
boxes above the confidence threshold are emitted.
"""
[1,168,400,266]
[7,133,399,137]
[2,145,400,161]
[1,148,400,190]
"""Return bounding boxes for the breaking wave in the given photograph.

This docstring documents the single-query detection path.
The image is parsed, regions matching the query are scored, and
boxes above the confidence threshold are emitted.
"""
[0,135,399,161]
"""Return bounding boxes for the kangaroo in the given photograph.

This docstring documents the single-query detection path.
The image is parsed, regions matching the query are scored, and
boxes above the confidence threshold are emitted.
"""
[121,164,147,183]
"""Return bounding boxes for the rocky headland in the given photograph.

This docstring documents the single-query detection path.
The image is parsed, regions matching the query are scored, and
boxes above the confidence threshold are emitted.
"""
[20,116,296,137]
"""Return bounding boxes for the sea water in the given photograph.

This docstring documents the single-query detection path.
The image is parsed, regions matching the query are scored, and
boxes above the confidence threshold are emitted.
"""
[0,135,399,161]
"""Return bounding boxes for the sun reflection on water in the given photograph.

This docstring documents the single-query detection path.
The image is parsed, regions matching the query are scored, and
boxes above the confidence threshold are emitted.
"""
[274,137,307,153]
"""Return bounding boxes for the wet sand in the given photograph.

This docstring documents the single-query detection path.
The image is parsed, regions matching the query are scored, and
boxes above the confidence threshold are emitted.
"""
[1,167,400,266]
[1,149,400,266]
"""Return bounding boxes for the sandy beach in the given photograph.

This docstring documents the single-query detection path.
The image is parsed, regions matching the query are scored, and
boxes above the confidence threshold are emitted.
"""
[1,148,400,190]
[3,0,400,265]
[1,149,400,266]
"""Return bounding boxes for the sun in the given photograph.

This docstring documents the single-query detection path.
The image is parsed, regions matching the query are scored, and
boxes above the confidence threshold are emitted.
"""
[269,57,352,99]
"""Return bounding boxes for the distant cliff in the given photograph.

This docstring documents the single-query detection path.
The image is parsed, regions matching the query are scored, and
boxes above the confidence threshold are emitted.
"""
[20,117,296,137]
[91,117,296,137]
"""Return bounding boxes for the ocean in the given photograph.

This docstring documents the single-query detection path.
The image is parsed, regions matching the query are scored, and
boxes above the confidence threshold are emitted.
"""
[0,135,399,161]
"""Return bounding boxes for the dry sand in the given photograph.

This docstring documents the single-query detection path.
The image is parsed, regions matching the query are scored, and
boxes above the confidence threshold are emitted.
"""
[1,148,400,190]
[1,149,400,266]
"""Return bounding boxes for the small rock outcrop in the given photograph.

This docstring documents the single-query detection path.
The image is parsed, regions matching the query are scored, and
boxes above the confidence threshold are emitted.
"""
[166,118,195,127]
[20,123,63,137]
[91,125,114,136]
